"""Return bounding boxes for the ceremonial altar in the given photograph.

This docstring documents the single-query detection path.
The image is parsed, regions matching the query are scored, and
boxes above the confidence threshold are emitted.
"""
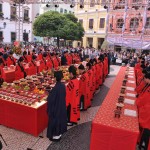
[90,67,139,150]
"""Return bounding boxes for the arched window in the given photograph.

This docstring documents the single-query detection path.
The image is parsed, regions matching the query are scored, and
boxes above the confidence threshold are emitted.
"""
[130,18,139,29]
[145,17,150,28]
[116,18,124,28]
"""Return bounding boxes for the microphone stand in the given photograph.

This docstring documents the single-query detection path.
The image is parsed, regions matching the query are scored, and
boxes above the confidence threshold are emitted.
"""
[0,134,7,146]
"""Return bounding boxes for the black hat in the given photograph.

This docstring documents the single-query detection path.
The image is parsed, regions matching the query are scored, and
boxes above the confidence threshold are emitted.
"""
[43,52,47,57]
[9,51,14,55]
[23,51,27,56]
[86,62,91,69]
[89,59,94,65]
[142,69,148,75]
[18,57,24,62]
[141,64,146,69]
[68,65,76,76]
[0,58,3,64]
[78,64,85,70]
[0,52,3,56]
[32,50,35,53]
[54,71,63,81]
[32,55,37,60]
[50,52,54,56]
[144,73,150,79]
[93,58,97,64]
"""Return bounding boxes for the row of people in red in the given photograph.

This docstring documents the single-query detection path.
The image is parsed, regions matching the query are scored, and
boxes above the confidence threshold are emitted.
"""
[61,51,81,66]
[134,56,150,150]
[66,54,109,126]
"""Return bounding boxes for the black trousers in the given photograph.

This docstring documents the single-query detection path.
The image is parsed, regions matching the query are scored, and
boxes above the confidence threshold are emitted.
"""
[139,128,150,150]
[67,104,71,123]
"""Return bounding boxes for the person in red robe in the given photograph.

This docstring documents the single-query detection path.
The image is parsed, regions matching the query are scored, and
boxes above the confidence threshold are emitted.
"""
[66,65,79,126]
[15,57,27,80]
[6,51,16,66]
[28,55,38,75]
[22,51,28,63]
[86,62,93,101]
[78,64,90,113]
[38,52,48,73]
[97,57,104,86]
[136,72,150,150]
[0,58,4,81]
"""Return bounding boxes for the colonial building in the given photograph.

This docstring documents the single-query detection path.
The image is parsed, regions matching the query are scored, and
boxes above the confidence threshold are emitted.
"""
[0,2,39,43]
[74,1,107,49]
[107,0,150,50]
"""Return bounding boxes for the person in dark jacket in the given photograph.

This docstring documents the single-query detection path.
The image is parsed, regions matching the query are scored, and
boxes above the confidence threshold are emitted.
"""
[47,71,67,142]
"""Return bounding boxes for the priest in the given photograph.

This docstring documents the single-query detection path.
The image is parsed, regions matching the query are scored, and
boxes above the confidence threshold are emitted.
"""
[47,71,67,142]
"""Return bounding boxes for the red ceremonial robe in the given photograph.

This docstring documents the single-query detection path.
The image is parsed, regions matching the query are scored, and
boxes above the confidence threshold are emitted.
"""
[51,56,59,69]
[79,72,91,111]
[98,62,103,85]
[103,57,108,78]
[37,53,43,61]
[87,69,93,100]
[7,56,16,66]
[136,79,146,95]
[15,65,25,80]
[28,61,37,75]
[46,56,53,70]
[91,65,96,92]
[136,85,150,129]
[66,78,79,123]
[38,59,48,73]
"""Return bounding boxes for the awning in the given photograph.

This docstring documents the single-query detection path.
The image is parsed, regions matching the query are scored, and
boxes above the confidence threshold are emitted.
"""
[107,36,150,50]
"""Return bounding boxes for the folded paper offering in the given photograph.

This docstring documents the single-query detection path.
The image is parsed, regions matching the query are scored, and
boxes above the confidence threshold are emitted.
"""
[126,87,135,91]
[124,98,135,105]
[128,80,135,84]
[128,75,134,78]
[124,109,137,117]
[126,93,136,98]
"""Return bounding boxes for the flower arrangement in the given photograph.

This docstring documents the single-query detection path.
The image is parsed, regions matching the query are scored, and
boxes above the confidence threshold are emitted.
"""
[12,46,22,55]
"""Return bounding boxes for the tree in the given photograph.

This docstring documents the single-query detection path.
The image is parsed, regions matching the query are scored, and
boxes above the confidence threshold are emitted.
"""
[33,11,84,47]
[63,13,78,23]
[33,11,67,47]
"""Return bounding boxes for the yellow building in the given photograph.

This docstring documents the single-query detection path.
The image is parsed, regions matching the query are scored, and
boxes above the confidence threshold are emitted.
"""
[73,2,107,49]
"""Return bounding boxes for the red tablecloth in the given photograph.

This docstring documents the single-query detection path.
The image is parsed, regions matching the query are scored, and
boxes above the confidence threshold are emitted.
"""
[90,67,139,150]
[0,98,48,136]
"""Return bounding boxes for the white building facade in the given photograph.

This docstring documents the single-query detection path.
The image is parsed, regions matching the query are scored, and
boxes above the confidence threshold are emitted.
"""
[0,2,39,43]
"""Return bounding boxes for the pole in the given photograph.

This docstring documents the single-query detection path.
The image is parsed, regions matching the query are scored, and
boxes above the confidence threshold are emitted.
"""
[18,3,20,42]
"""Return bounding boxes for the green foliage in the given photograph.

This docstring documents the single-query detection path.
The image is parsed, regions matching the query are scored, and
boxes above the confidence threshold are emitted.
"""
[33,11,84,46]
[63,13,78,23]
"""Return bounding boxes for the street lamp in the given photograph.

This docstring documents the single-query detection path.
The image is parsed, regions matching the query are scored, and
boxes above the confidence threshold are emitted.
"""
[0,22,6,30]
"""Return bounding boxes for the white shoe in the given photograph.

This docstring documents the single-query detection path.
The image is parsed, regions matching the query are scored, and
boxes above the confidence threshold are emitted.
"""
[53,135,62,140]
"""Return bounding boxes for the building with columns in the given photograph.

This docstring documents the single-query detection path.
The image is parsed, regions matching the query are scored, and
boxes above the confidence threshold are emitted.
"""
[74,1,107,49]
[107,0,150,50]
